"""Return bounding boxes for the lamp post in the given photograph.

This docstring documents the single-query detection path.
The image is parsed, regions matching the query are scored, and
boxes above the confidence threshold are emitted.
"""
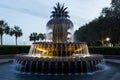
[105,37,111,46]
[106,37,110,42]
[23,39,25,45]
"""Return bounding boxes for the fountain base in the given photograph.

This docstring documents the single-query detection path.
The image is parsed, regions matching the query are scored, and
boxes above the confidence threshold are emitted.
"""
[14,54,104,74]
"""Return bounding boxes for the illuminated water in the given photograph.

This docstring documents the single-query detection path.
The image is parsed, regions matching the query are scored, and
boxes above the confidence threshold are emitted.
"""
[0,61,120,80]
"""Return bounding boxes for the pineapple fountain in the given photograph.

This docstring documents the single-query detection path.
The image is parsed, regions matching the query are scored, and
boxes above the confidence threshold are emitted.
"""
[14,3,104,74]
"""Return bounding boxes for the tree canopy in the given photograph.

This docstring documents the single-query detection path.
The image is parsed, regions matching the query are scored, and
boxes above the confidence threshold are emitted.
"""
[29,32,45,42]
[0,20,10,45]
[10,26,23,45]
[74,0,120,46]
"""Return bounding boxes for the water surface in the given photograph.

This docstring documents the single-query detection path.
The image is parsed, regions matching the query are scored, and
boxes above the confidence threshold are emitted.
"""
[0,62,120,80]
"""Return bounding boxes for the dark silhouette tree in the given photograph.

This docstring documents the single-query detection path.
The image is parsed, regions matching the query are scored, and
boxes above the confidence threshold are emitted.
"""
[29,32,39,42]
[10,26,23,45]
[0,20,10,45]
[38,33,45,41]
[74,0,120,46]
[29,32,45,42]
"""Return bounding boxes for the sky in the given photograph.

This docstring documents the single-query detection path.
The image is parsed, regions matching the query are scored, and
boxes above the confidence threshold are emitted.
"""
[0,0,111,45]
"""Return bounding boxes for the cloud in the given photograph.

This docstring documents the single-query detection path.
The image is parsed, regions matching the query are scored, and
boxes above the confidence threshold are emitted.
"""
[0,2,49,19]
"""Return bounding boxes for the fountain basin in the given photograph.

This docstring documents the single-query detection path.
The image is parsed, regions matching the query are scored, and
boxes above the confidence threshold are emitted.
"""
[14,54,104,74]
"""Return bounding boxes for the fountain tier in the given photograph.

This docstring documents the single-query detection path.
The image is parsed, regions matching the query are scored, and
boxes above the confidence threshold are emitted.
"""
[14,54,104,74]
[29,42,89,57]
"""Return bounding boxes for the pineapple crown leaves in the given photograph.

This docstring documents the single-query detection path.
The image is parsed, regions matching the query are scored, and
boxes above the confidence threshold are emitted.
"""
[50,2,70,18]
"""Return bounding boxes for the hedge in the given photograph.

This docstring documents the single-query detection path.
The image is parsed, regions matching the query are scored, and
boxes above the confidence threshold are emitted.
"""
[0,45,120,55]
[89,46,120,55]
[0,45,30,55]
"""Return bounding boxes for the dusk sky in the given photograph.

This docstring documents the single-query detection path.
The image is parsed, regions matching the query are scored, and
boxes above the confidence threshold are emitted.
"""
[0,0,111,45]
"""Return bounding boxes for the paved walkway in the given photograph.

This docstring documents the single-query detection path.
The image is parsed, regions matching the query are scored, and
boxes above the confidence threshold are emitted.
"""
[0,59,13,64]
[0,55,15,63]
[104,55,120,60]
[0,55,15,59]
[104,55,120,64]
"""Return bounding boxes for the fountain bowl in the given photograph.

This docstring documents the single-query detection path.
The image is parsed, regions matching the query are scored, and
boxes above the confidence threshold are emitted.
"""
[14,54,104,74]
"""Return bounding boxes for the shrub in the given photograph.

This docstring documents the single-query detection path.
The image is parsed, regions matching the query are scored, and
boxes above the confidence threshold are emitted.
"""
[0,45,120,55]
[89,46,120,55]
[0,45,30,55]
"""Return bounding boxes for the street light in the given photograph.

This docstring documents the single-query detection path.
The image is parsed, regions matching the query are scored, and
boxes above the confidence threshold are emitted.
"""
[23,39,25,45]
[105,37,111,47]
[106,37,110,42]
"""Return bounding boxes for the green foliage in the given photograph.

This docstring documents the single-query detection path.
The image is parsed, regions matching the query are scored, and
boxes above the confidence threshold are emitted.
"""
[74,0,120,45]
[89,46,120,55]
[10,26,22,37]
[102,0,120,18]
[38,33,45,41]
[0,45,30,55]
[0,21,23,46]
[29,32,39,42]
[0,45,119,55]
[0,20,10,45]
[29,32,45,42]
[10,26,23,45]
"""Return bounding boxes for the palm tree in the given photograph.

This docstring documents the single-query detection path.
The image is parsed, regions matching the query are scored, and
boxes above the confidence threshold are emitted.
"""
[0,20,10,45]
[38,33,45,41]
[10,26,23,45]
[29,32,39,42]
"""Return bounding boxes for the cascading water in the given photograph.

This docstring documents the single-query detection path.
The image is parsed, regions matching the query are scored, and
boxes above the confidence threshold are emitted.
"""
[14,2,105,75]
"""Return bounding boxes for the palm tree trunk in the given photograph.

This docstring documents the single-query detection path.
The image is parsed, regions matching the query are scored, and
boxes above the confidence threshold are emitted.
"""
[0,34,3,45]
[101,39,104,46]
[34,40,35,43]
[15,36,17,45]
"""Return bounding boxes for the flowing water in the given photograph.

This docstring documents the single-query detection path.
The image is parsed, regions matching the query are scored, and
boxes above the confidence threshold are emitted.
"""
[0,61,120,80]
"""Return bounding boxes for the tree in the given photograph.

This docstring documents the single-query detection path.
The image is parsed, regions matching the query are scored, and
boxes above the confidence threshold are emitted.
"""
[0,20,10,45]
[38,33,45,41]
[10,26,23,45]
[74,0,120,46]
[29,32,39,42]
[29,33,45,42]
[101,0,120,44]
